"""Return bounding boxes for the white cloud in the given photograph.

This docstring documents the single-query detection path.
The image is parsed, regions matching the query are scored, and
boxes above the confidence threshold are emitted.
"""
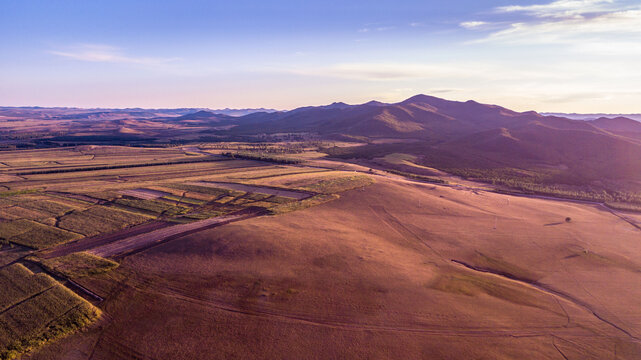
[283,62,576,82]
[460,21,488,29]
[357,25,395,33]
[481,8,641,44]
[496,0,618,18]
[50,44,179,65]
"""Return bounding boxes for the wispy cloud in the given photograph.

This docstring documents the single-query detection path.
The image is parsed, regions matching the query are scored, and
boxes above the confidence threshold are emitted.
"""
[460,0,641,55]
[482,8,641,44]
[357,25,395,33]
[284,62,570,82]
[496,0,619,18]
[460,21,488,29]
[50,44,180,65]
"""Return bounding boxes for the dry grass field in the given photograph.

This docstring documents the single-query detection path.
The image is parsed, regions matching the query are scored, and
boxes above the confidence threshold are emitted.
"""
[1,145,640,359]
[0,264,100,360]
[0,145,378,358]
[24,175,641,359]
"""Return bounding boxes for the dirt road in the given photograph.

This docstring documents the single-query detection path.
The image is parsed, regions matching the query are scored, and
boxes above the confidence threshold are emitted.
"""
[40,221,174,259]
[89,208,266,257]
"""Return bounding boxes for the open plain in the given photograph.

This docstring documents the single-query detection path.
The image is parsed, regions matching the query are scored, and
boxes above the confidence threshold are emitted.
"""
[0,145,638,359]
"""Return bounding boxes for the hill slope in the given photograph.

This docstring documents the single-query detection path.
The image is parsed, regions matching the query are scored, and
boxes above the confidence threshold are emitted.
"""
[229,95,641,190]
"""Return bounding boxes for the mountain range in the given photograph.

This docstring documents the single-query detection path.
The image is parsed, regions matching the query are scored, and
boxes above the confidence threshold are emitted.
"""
[2,95,641,190]
[215,95,641,188]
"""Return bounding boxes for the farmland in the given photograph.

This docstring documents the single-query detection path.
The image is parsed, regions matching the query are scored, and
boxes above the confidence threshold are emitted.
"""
[1,144,640,359]
[0,144,377,358]
[0,264,100,360]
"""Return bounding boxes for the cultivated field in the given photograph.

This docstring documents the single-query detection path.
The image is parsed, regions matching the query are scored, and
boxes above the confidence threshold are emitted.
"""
[0,264,100,360]
[0,145,376,358]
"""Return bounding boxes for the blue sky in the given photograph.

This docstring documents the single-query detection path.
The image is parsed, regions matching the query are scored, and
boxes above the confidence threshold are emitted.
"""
[1,0,640,112]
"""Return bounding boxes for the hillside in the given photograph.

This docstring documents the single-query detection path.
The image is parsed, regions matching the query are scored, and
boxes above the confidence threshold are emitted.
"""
[27,177,641,359]
[228,95,641,193]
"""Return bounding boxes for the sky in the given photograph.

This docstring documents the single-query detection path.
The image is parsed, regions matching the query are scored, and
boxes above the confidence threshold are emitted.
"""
[1,0,640,112]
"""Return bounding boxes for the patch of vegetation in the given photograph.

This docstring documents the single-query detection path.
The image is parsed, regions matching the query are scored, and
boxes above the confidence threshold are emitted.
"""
[0,206,49,222]
[114,197,189,215]
[0,219,33,239]
[161,195,206,206]
[0,190,40,199]
[166,184,243,198]
[605,202,641,212]
[429,271,556,312]
[270,194,340,215]
[471,252,541,282]
[0,220,82,249]
[384,169,447,184]
[322,143,641,207]
[0,264,101,360]
[222,151,301,164]
[27,252,118,278]
[15,157,227,175]
[0,264,57,311]
[20,200,76,217]
[0,246,31,267]
[9,223,82,249]
[298,175,374,194]
[57,206,150,237]
[214,195,237,204]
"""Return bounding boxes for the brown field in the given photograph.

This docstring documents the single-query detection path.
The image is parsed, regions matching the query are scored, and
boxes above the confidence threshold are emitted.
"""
[2,145,640,359]
[25,174,641,359]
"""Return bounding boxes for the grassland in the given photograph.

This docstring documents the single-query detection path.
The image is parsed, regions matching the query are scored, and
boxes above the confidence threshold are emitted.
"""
[0,145,639,359]
[114,197,190,216]
[0,264,100,360]
[294,174,374,194]
[57,206,151,237]
[0,220,82,249]
[27,252,118,278]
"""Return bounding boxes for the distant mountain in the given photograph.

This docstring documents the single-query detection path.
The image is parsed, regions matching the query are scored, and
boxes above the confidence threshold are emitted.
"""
[174,110,233,121]
[209,108,278,117]
[0,106,277,119]
[225,94,641,186]
[229,94,604,140]
[589,117,641,133]
[543,112,641,121]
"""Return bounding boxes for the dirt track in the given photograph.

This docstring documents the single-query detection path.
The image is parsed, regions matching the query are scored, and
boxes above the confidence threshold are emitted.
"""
[89,208,266,257]
[40,221,173,259]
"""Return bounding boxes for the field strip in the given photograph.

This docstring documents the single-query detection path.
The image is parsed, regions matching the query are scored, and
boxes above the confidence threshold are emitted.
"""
[186,181,314,199]
[0,286,55,315]
[89,209,266,257]
[14,156,231,175]
[232,169,332,180]
[119,189,171,200]
[40,221,173,259]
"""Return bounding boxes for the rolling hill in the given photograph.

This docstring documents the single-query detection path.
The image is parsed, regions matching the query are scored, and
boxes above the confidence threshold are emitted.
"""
[226,95,641,191]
